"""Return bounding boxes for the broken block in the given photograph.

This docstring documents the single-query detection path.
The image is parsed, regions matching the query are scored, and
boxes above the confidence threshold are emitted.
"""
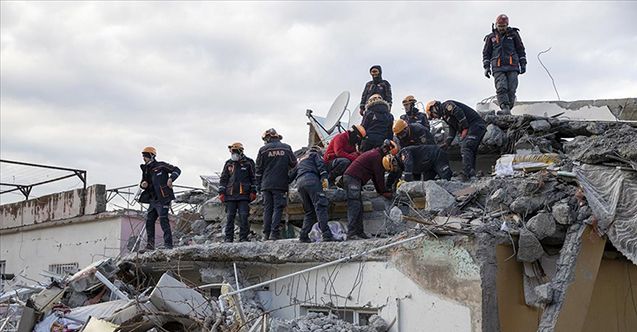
[518,228,545,262]
[526,212,557,239]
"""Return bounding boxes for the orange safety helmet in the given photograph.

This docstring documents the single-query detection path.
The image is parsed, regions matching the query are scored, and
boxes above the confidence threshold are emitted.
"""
[228,142,244,152]
[381,139,399,156]
[425,100,442,119]
[352,124,366,138]
[402,95,417,105]
[393,119,409,135]
[142,146,157,156]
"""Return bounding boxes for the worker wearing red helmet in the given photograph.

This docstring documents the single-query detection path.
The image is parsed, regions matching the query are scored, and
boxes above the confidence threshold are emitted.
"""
[482,14,527,115]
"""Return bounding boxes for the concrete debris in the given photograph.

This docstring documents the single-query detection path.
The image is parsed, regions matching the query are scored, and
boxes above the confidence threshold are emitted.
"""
[270,312,387,332]
[517,228,545,262]
[564,124,637,165]
[530,119,551,132]
[551,201,574,225]
[526,212,556,240]
[534,283,554,305]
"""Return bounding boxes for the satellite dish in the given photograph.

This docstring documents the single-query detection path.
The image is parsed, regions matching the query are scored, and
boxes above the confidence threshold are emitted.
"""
[323,91,350,134]
[348,107,363,128]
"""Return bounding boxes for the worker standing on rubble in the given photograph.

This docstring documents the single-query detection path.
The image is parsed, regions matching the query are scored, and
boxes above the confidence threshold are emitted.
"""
[400,95,431,129]
[392,119,435,147]
[359,65,392,115]
[256,128,298,241]
[324,125,366,186]
[343,139,398,240]
[482,14,527,115]
[219,142,257,242]
[360,94,394,152]
[290,146,337,243]
[426,100,486,180]
[139,147,181,250]
[384,145,452,191]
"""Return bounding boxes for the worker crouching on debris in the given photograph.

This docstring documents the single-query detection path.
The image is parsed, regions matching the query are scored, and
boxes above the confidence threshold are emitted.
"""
[359,65,392,115]
[219,142,257,242]
[393,119,435,147]
[360,94,394,152]
[323,124,366,186]
[256,128,298,240]
[385,145,452,191]
[426,100,487,180]
[400,95,431,129]
[139,147,181,250]
[290,146,337,243]
[344,139,398,240]
[482,14,526,115]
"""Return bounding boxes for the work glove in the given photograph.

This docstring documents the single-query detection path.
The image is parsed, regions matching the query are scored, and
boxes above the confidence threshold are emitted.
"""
[396,179,406,190]
[249,192,257,202]
[461,128,469,139]
[321,178,329,190]
[484,67,491,78]
[520,65,526,74]
[219,193,225,203]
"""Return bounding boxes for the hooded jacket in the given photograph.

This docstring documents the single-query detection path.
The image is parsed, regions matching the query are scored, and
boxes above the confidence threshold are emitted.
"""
[362,98,394,143]
[483,27,526,73]
[360,65,393,109]
[344,148,387,194]
[139,160,181,205]
[441,100,486,146]
[255,138,298,191]
[219,155,257,201]
[324,131,360,163]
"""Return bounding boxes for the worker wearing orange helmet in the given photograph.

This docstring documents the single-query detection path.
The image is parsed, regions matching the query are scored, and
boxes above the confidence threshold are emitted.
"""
[483,14,527,115]
[392,119,435,148]
[426,100,486,180]
[323,124,367,186]
[139,147,181,250]
[219,142,257,242]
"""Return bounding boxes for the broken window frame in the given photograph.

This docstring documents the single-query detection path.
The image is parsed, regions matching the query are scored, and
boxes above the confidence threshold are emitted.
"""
[48,263,79,276]
[302,305,378,326]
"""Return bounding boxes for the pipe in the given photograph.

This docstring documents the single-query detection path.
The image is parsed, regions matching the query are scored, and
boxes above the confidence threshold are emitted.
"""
[94,271,129,300]
[219,233,426,299]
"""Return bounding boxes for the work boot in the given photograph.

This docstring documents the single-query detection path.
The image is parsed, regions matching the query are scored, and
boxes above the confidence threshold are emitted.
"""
[263,233,270,241]
[299,236,312,243]
[145,242,155,251]
[357,232,369,239]
[239,237,249,242]
[224,238,234,243]
[497,105,511,115]
[270,232,280,241]
[322,236,339,242]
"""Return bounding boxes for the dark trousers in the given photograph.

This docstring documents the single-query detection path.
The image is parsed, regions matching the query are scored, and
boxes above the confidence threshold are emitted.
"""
[494,71,519,109]
[263,190,287,237]
[146,202,172,249]
[360,137,384,152]
[225,200,250,241]
[460,124,487,177]
[344,175,364,236]
[297,176,332,240]
[328,158,351,184]
[422,149,453,181]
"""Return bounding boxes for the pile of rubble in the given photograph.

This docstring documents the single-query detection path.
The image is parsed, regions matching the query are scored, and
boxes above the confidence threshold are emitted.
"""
[270,312,388,332]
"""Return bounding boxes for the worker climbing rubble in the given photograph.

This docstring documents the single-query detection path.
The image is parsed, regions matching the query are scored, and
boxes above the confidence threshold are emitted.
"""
[290,146,338,243]
[138,146,181,250]
[218,142,257,242]
[256,128,297,241]
[343,139,398,240]
[392,118,435,147]
[384,144,453,191]
[323,124,366,187]
[426,100,487,181]
[400,95,431,129]
[359,65,392,115]
[482,13,527,115]
[360,94,394,152]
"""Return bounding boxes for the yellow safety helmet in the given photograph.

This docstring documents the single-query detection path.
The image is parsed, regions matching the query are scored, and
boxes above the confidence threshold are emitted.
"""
[142,146,157,156]
[425,100,442,119]
[382,155,397,172]
[393,119,409,135]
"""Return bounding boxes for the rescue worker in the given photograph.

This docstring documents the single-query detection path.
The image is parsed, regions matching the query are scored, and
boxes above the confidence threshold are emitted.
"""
[426,100,486,180]
[139,147,181,250]
[290,146,337,243]
[483,14,527,115]
[343,139,398,240]
[359,65,392,115]
[256,128,297,240]
[384,145,452,191]
[392,119,435,147]
[400,95,430,129]
[360,94,394,152]
[218,142,257,242]
[323,125,366,186]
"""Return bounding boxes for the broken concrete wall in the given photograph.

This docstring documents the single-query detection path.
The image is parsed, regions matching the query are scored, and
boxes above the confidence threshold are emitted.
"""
[0,184,106,229]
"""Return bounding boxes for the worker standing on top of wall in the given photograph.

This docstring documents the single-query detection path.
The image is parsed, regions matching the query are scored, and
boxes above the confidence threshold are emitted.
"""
[256,128,298,241]
[360,94,394,152]
[323,125,366,187]
[139,147,181,250]
[359,65,392,115]
[483,14,527,115]
[218,142,257,243]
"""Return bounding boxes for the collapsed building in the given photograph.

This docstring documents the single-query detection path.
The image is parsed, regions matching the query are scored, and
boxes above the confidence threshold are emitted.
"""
[1,97,636,332]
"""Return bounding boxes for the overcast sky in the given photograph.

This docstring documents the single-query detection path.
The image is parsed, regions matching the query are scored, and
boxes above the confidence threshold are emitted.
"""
[1,1,636,203]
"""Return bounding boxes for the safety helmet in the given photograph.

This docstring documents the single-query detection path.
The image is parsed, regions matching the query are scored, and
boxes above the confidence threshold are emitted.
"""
[402,95,417,105]
[352,124,366,138]
[142,146,157,156]
[228,142,244,152]
[425,100,442,119]
[382,155,398,172]
[496,14,509,26]
[381,139,399,156]
[393,119,409,135]
[262,128,282,141]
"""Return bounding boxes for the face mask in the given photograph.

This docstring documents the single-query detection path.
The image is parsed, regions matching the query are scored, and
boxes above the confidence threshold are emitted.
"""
[231,153,240,161]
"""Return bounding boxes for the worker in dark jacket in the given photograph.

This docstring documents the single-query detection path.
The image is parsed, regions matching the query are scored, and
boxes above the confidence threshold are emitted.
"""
[483,14,527,115]
[359,65,392,115]
[139,147,181,250]
[400,95,430,130]
[256,128,298,240]
[392,119,435,147]
[290,147,336,243]
[384,145,452,191]
[360,94,394,152]
[343,140,398,240]
[324,125,366,186]
[219,142,257,242]
[426,100,486,180]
